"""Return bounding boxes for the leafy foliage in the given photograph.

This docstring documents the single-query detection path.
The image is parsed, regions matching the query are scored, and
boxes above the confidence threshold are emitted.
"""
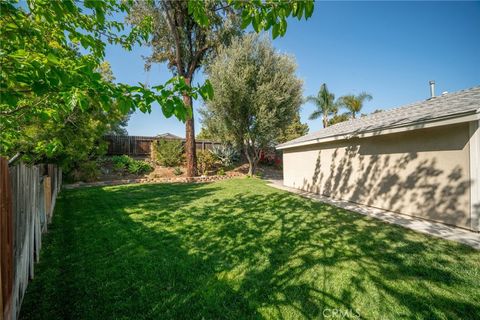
[67,160,101,183]
[338,92,373,119]
[8,61,131,171]
[188,0,315,39]
[111,155,133,171]
[328,113,351,126]
[197,150,217,175]
[111,155,152,174]
[127,160,153,174]
[196,127,215,140]
[0,0,212,161]
[153,139,185,167]
[277,113,309,143]
[306,83,338,128]
[211,144,238,167]
[202,34,303,175]
[173,167,183,176]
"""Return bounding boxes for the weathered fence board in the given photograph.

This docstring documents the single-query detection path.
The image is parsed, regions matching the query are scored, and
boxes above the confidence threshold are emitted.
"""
[0,159,61,320]
[104,135,221,157]
[1,158,13,320]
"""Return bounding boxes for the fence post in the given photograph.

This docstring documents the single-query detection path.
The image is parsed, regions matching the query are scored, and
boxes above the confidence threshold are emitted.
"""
[44,177,51,224]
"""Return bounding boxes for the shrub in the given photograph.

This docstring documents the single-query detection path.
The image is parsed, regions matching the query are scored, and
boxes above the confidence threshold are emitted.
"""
[197,150,216,175]
[111,155,152,175]
[69,160,100,182]
[173,167,183,176]
[111,155,133,171]
[128,160,153,174]
[211,144,238,167]
[217,168,225,176]
[154,139,184,167]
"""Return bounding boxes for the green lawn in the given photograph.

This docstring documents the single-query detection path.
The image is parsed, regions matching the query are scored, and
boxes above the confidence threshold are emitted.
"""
[20,178,480,319]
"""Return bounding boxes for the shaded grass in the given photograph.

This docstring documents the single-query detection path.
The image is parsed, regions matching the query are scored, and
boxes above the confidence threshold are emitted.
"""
[20,178,480,319]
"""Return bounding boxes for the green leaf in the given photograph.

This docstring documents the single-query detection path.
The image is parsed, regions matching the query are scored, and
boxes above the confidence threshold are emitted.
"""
[241,14,252,29]
[118,98,132,114]
[272,23,280,39]
[305,1,314,18]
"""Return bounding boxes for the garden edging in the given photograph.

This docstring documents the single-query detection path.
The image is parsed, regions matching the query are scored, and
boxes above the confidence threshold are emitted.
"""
[64,173,245,189]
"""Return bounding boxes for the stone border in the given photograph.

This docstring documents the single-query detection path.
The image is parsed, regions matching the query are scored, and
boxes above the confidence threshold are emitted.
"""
[64,173,245,190]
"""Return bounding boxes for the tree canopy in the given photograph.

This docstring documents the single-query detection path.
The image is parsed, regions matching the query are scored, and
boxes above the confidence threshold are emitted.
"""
[306,83,337,128]
[338,92,373,119]
[201,34,303,175]
[277,113,309,144]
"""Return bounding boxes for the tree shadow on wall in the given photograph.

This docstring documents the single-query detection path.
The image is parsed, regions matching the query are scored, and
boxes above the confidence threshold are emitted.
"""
[300,129,472,229]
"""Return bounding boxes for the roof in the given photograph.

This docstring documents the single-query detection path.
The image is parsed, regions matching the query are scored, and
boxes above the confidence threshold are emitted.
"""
[277,86,480,150]
[157,133,183,140]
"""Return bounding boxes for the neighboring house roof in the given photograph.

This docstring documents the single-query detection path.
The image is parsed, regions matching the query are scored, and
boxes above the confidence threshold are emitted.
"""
[157,133,183,140]
[277,86,480,150]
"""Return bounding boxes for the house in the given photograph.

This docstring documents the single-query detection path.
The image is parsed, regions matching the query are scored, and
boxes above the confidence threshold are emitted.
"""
[156,133,184,140]
[277,85,480,231]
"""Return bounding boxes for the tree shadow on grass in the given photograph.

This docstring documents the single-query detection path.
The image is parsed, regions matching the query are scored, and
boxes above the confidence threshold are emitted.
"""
[20,180,480,320]
[172,190,479,319]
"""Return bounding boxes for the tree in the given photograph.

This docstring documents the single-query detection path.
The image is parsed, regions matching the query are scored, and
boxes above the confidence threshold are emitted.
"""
[128,0,242,177]
[306,83,337,128]
[328,113,350,126]
[277,113,309,143]
[10,61,131,170]
[0,0,209,160]
[202,34,303,176]
[196,127,214,140]
[338,92,373,119]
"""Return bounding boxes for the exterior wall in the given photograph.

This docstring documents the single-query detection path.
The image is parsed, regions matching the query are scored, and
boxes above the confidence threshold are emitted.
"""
[469,120,480,231]
[283,123,473,229]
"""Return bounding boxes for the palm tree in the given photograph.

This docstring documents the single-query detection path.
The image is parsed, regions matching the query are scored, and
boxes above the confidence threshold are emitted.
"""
[306,83,337,128]
[338,92,373,119]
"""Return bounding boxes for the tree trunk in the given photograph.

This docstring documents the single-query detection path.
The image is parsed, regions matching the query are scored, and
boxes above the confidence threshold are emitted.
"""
[244,142,259,176]
[323,114,328,128]
[247,158,256,176]
[183,78,197,177]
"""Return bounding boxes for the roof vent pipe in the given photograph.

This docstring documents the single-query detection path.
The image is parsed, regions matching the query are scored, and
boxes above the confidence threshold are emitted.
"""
[429,80,436,98]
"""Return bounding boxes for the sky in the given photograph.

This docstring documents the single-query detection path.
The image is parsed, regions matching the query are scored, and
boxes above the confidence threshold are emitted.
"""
[104,1,480,138]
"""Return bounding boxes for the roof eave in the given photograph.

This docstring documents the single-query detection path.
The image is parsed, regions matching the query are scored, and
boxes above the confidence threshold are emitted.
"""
[277,111,480,150]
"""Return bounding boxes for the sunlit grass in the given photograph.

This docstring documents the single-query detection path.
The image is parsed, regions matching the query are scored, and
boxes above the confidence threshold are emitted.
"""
[21,178,480,319]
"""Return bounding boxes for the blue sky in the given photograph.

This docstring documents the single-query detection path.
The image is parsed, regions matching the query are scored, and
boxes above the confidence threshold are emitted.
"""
[105,1,480,137]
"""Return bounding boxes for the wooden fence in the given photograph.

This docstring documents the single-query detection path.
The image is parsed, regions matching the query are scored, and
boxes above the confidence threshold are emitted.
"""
[0,158,62,320]
[104,135,221,157]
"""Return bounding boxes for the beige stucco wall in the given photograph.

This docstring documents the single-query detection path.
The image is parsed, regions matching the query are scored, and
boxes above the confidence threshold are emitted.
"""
[283,123,473,229]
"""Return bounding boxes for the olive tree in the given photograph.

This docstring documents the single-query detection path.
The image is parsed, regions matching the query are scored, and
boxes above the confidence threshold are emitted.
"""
[202,34,303,175]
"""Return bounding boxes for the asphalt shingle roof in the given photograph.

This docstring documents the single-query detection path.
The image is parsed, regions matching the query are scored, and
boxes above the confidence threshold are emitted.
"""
[278,86,480,149]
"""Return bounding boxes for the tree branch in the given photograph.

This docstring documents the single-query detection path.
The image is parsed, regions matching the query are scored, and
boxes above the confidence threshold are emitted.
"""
[187,45,209,78]
[161,0,185,76]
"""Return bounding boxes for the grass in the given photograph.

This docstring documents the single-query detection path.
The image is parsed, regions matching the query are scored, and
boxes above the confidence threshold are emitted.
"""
[20,178,480,319]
